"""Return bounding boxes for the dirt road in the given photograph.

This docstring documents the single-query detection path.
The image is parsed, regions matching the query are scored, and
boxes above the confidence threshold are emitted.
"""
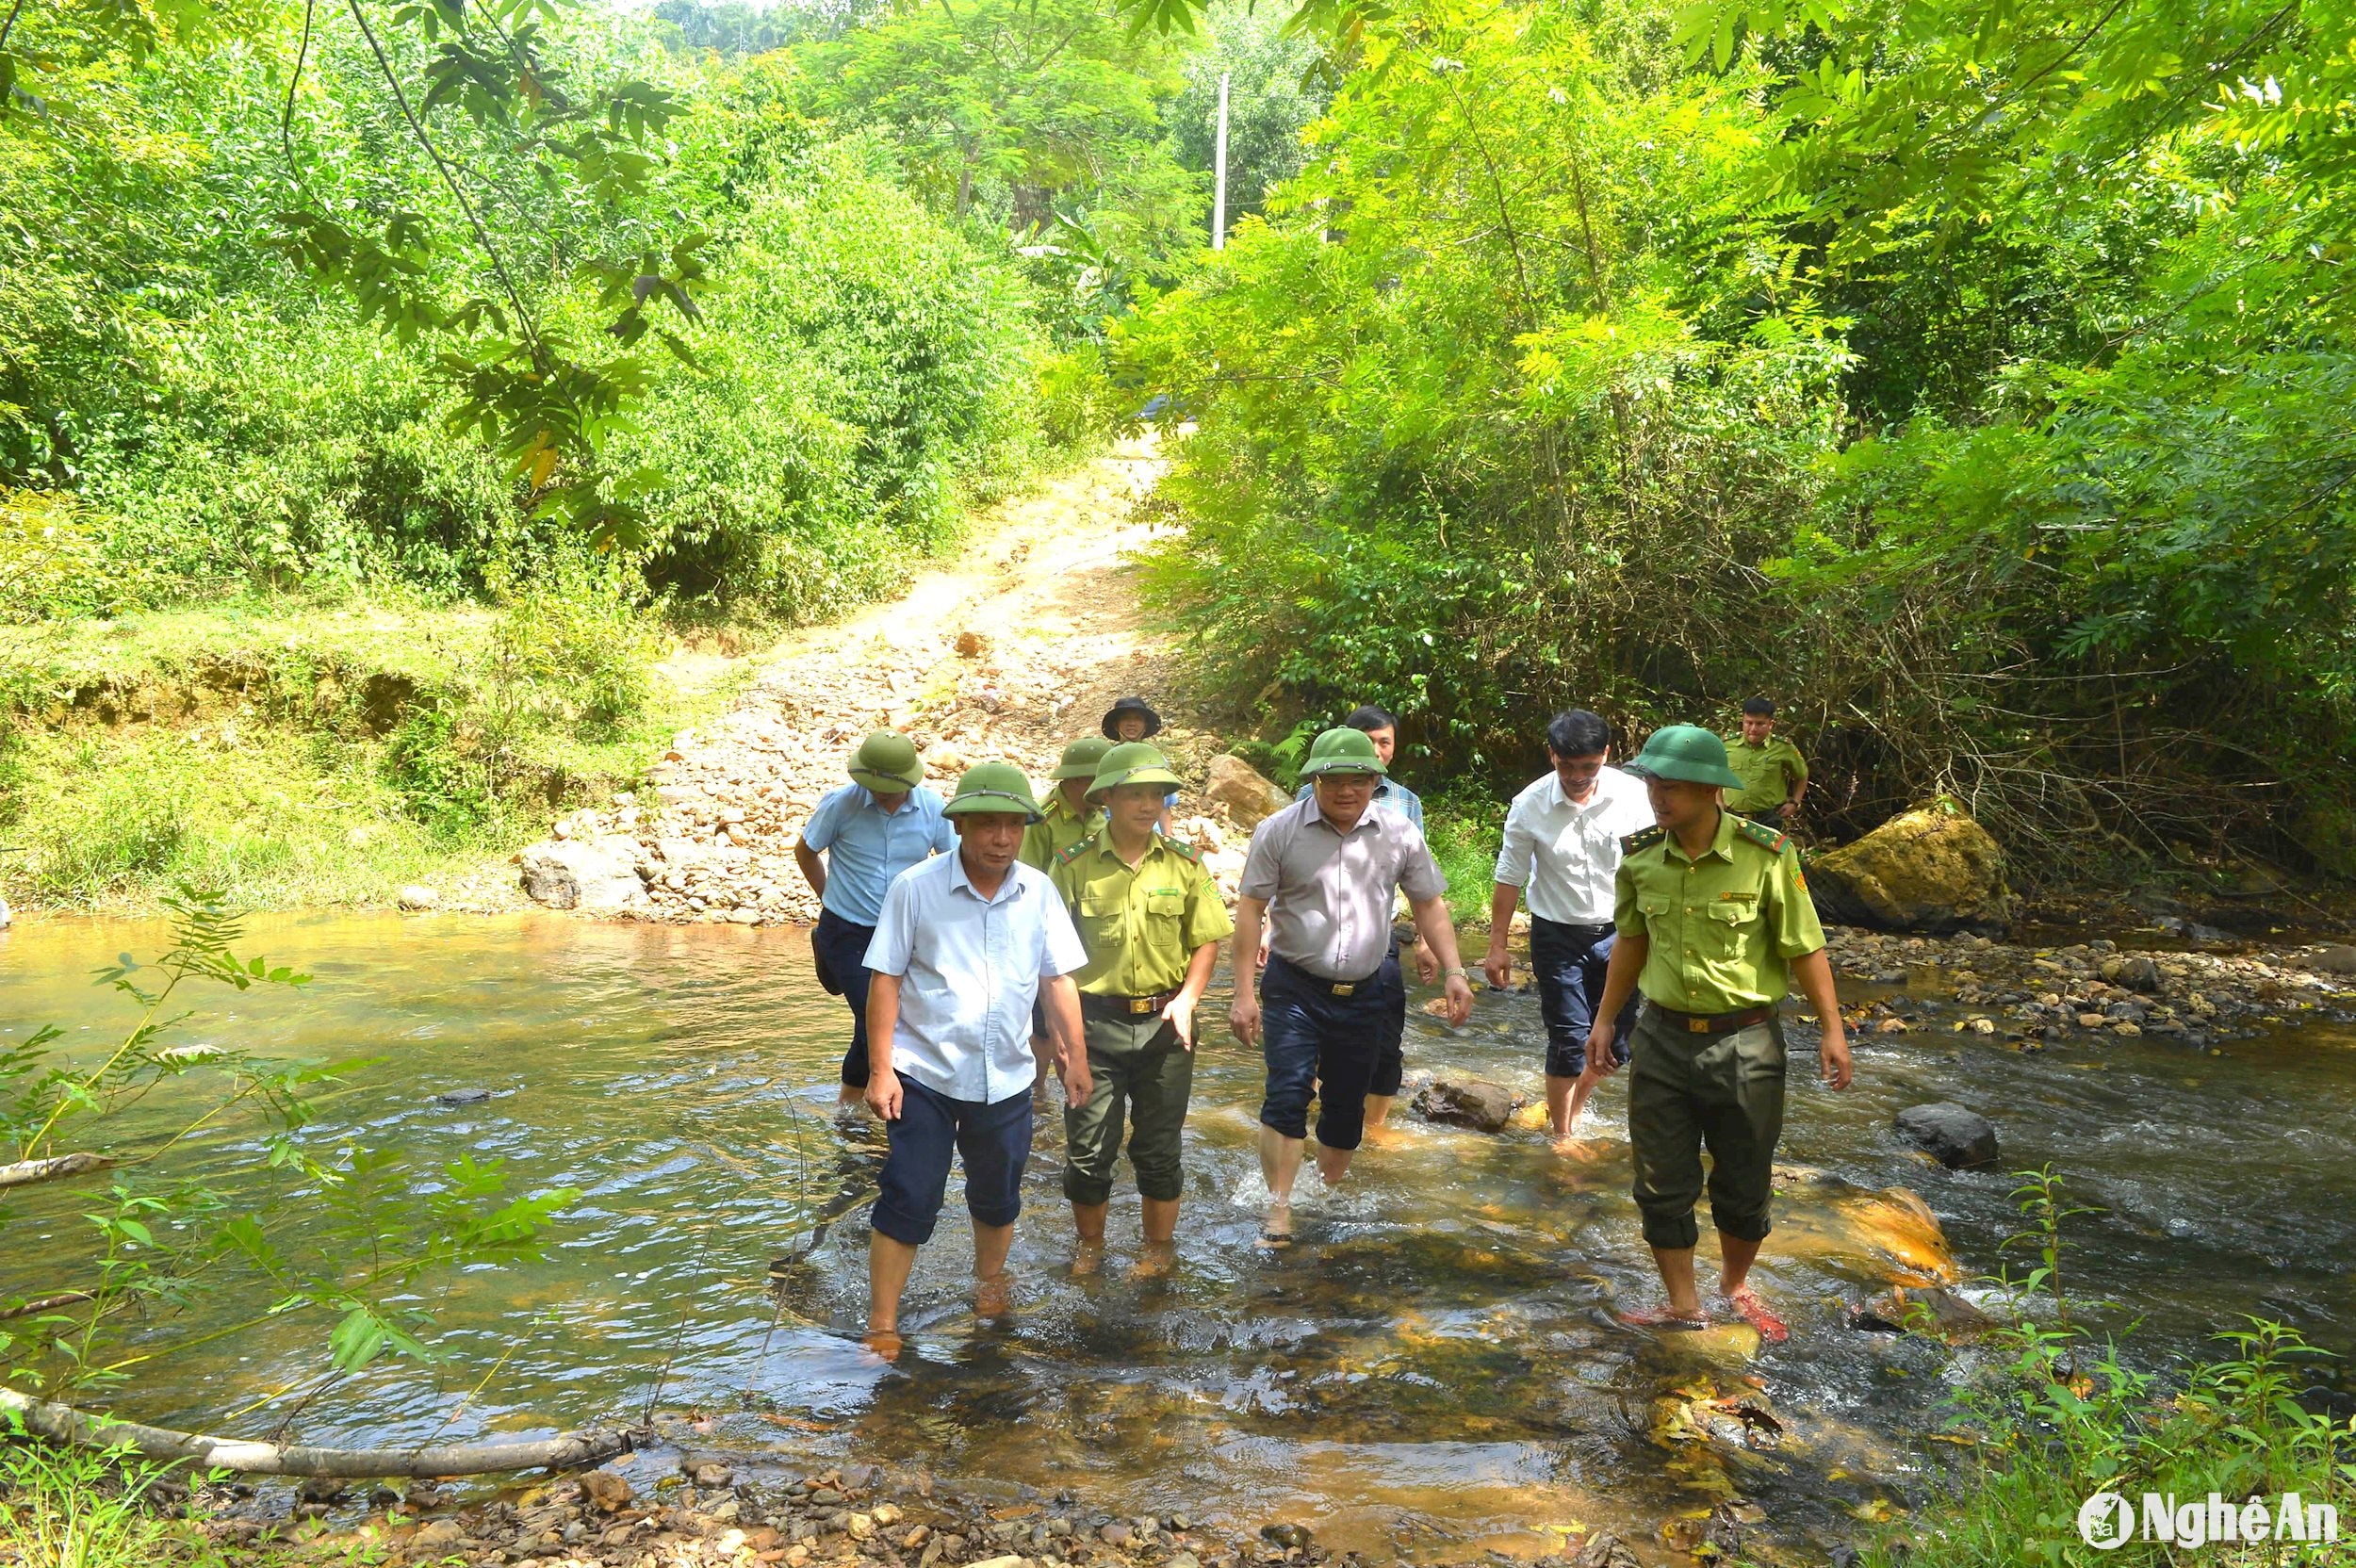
[508,440,1242,924]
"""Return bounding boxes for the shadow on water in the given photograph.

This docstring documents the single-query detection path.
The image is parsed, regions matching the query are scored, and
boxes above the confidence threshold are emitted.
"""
[6,911,2356,1559]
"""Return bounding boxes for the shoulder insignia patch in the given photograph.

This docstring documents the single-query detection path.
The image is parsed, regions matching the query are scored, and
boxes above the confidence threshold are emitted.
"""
[1622,824,1667,855]
[1734,817,1791,856]
[1154,831,1203,863]
[1052,836,1098,868]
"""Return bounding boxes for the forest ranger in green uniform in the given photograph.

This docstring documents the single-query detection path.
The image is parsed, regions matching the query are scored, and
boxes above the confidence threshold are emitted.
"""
[1579,725,1853,1341]
[1723,697,1809,826]
[1049,743,1234,1278]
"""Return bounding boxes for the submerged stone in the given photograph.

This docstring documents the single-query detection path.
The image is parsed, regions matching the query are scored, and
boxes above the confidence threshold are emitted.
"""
[1893,1102,2000,1170]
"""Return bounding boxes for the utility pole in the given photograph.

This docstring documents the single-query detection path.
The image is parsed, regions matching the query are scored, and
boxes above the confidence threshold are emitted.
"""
[1212,72,1230,251]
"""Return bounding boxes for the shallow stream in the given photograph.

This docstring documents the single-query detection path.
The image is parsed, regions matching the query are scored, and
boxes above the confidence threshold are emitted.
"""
[6,912,2355,1560]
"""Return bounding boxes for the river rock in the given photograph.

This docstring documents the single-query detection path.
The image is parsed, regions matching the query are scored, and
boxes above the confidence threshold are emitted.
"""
[1848,1283,1997,1342]
[1205,755,1289,831]
[1259,1524,1312,1550]
[413,1519,465,1549]
[2301,944,2356,975]
[0,895,12,929]
[1893,1102,2000,1170]
[520,837,644,910]
[2101,954,2161,991]
[396,884,440,911]
[1570,1532,1641,1568]
[1411,1077,1519,1133]
[1808,799,2014,934]
[581,1471,632,1512]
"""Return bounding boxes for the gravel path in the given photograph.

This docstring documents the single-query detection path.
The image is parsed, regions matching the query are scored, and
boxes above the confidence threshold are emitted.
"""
[503,439,1251,926]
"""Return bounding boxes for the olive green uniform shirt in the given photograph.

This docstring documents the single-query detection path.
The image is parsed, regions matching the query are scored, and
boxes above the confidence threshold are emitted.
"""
[1724,734,1808,814]
[1613,810,1824,1014]
[1021,790,1103,872]
[1050,831,1235,998]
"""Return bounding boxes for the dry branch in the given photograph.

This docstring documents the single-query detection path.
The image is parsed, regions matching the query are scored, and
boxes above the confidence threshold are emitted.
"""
[0,1152,116,1188]
[0,1388,638,1477]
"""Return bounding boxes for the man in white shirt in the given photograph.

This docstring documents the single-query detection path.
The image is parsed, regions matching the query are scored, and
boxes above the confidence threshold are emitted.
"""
[1481,710,1653,1138]
[862,763,1091,1353]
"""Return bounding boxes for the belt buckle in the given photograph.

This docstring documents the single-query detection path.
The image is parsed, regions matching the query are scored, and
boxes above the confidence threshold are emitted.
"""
[1332,981,1356,997]
[1687,1016,1712,1033]
[1127,996,1157,1016]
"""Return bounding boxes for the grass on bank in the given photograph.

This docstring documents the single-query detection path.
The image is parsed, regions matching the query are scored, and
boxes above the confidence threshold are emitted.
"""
[0,586,765,912]
[1844,1170,2356,1568]
[0,1441,228,1568]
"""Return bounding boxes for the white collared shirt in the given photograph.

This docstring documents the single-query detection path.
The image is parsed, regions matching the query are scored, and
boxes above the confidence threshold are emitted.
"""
[1492,765,1654,924]
[863,852,1088,1104]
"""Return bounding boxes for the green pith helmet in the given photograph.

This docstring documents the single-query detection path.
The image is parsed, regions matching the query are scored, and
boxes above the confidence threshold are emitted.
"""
[1052,736,1116,781]
[1088,742,1186,802]
[1298,726,1389,778]
[942,761,1045,823]
[848,730,924,792]
[1622,724,1744,790]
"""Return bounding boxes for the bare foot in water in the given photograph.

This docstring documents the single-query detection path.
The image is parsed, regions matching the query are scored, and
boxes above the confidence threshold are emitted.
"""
[974,1271,1013,1318]
[1071,1239,1104,1279]
[1258,1201,1293,1249]
[1131,1241,1178,1280]
[863,1328,905,1362]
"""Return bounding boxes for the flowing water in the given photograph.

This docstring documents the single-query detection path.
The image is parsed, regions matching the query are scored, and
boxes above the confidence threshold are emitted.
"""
[6,912,2356,1560]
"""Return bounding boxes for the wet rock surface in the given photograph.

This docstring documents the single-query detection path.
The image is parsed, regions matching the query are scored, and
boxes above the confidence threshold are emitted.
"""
[1823,925,2356,1050]
[1409,1077,1521,1133]
[1891,1102,2000,1169]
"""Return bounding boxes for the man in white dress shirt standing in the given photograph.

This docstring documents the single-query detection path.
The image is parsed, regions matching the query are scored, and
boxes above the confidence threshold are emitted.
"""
[862,763,1091,1350]
[1481,710,1654,1139]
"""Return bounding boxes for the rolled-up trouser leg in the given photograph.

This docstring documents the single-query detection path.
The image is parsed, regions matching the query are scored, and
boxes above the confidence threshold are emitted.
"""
[1368,939,1407,1098]
[1628,1005,1707,1250]
[1628,1005,1788,1250]
[1699,1019,1786,1243]
[1122,1018,1193,1202]
[1063,1018,1137,1206]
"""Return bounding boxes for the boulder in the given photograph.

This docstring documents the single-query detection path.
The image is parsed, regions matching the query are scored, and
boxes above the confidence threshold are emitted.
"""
[1204,754,1290,831]
[521,837,644,910]
[1411,1077,1520,1133]
[2100,954,2161,991]
[1808,798,2015,934]
[0,894,10,929]
[396,884,440,911]
[2301,945,2356,976]
[1893,1102,2000,1170]
[1848,1283,1998,1342]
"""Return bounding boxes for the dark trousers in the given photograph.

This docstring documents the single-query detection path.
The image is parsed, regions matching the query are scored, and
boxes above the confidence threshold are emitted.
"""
[1370,937,1408,1098]
[1530,917,1638,1079]
[871,1077,1035,1247]
[811,908,877,1088]
[1258,955,1386,1152]
[1628,1005,1786,1250]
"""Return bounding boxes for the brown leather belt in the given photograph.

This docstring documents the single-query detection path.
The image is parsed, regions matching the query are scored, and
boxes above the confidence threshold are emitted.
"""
[1083,988,1179,1019]
[1653,1004,1775,1035]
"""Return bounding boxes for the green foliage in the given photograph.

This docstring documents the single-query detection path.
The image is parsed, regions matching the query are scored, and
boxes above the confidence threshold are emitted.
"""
[1130,0,2356,866]
[1123,0,1848,770]
[1165,0,1325,223]
[0,1441,226,1568]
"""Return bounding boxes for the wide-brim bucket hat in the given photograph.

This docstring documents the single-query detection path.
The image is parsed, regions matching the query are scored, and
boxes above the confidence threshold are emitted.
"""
[1100,696,1163,741]
[1053,736,1116,780]
[941,761,1045,823]
[848,729,924,792]
[1298,726,1389,778]
[1622,724,1744,790]
[1087,742,1186,802]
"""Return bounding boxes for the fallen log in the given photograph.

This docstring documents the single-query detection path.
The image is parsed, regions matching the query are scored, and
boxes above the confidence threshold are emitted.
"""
[0,1388,638,1477]
[0,1292,96,1321]
[0,1153,116,1189]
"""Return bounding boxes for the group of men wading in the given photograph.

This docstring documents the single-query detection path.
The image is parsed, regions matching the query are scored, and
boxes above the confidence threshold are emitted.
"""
[794,694,1852,1353]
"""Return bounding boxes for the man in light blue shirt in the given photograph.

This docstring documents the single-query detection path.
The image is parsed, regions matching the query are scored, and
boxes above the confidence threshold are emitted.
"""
[862,763,1089,1352]
[794,731,957,1108]
[1287,704,1432,1133]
